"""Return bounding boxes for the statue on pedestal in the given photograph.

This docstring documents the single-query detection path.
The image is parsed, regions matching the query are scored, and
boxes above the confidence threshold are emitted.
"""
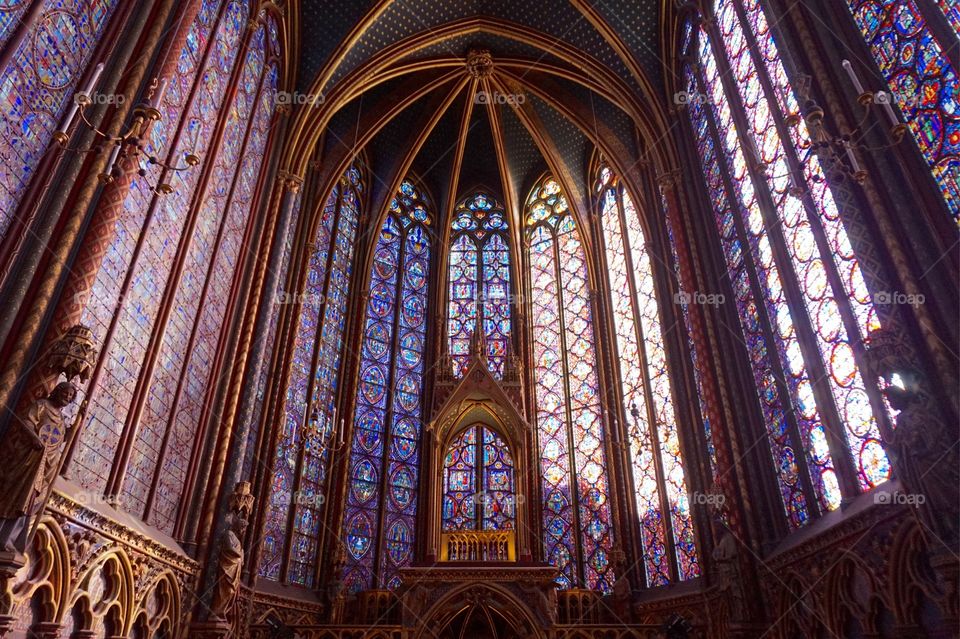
[210,482,254,623]
[865,328,960,546]
[0,382,77,553]
[210,512,247,621]
[610,549,632,620]
[711,516,745,622]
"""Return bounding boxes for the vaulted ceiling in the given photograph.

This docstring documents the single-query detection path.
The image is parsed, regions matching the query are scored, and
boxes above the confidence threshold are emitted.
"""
[284,0,687,235]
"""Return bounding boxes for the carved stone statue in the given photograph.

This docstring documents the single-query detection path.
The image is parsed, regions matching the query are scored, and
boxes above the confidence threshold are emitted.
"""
[0,382,77,553]
[712,522,745,622]
[865,327,960,546]
[884,383,960,544]
[611,550,632,619]
[520,581,557,625]
[402,582,429,627]
[210,512,247,621]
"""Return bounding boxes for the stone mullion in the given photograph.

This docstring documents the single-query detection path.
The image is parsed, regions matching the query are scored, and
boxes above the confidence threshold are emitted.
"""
[247,160,327,578]
[412,201,442,568]
[191,155,298,632]
[547,224,589,589]
[280,183,343,585]
[0,0,139,289]
[642,167,705,582]
[45,0,206,348]
[915,0,960,70]
[519,235,543,564]
[656,170,737,537]
[0,0,164,415]
[104,17,258,502]
[682,68,802,539]
[228,160,298,569]
[314,180,372,589]
[58,0,229,475]
[616,183,680,584]
[182,109,292,556]
[370,219,410,590]
[703,11,862,500]
[673,107,786,552]
[319,230,371,595]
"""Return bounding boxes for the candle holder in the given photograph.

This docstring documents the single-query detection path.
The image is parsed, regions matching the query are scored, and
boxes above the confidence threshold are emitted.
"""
[786,60,907,188]
[304,408,347,456]
[54,72,200,194]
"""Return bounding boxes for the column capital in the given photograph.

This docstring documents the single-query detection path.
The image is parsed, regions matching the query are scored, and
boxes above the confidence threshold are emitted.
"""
[656,170,681,190]
[277,170,304,193]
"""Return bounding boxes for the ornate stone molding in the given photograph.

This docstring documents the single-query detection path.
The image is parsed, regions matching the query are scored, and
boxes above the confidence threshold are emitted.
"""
[46,490,197,574]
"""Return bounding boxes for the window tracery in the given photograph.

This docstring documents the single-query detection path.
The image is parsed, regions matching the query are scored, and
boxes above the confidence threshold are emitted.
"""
[342,179,432,592]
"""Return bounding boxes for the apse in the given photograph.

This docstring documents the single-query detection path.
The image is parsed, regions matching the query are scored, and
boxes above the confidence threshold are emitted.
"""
[0,1,956,638]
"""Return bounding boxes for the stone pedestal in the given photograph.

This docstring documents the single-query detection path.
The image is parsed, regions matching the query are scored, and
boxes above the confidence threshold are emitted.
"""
[0,551,25,638]
[188,620,233,638]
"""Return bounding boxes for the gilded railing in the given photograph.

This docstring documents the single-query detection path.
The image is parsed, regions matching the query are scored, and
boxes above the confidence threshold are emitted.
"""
[440,530,516,562]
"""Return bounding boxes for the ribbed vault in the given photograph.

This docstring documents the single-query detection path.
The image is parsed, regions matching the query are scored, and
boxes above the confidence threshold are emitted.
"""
[281,2,688,242]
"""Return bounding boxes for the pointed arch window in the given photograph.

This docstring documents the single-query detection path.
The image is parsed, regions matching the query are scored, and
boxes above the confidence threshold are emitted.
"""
[447,192,512,378]
[526,176,615,592]
[441,424,516,532]
[845,0,959,220]
[342,179,432,593]
[595,167,700,586]
[680,0,893,528]
[259,166,364,586]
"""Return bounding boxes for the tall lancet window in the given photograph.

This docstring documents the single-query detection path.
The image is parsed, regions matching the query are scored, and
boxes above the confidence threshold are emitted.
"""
[259,166,363,586]
[447,192,512,378]
[66,2,286,536]
[681,0,892,529]
[845,0,959,220]
[596,167,700,586]
[343,180,432,593]
[526,176,615,592]
[0,0,121,242]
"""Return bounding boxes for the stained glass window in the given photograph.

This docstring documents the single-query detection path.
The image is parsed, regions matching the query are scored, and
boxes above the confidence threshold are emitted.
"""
[596,166,700,586]
[0,0,121,244]
[124,19,273,533]
[447,192,512,378]
[680,0,893,527]
[526,176,615,593]
[846,0,959,219]
[67,5,287,537]
[70,0,247,497]
[442,424,516,532]
[342,179,432,593]
[259,167,363,586]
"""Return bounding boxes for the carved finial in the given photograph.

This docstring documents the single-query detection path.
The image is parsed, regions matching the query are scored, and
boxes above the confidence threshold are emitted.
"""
[466,48,493,78]
[469,306,488,365]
